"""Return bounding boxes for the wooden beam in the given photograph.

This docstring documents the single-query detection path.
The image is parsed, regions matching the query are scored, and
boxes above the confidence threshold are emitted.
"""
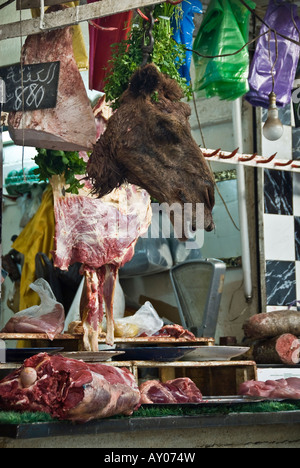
[16,0,70,9]
[0,0,163,40]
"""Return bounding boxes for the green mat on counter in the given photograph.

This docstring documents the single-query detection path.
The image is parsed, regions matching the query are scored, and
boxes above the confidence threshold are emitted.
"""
[0,411,55,425]
[1,401,300,425]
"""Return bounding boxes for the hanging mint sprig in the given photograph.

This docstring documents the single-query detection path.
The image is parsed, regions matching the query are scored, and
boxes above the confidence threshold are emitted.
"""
[34,148,87,195]
[103,3,191,109]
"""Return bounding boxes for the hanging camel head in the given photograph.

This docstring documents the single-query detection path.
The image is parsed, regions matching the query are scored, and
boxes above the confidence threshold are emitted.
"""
[87,64,215,239]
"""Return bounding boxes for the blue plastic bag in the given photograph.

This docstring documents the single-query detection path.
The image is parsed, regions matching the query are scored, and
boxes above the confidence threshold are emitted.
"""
[171,0,203,84]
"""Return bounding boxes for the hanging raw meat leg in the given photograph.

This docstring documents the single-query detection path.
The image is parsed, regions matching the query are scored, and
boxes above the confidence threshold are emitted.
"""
[80,265,118,349]
[101,264,119,346]
[80,267,103,351]
[51,175,152,351]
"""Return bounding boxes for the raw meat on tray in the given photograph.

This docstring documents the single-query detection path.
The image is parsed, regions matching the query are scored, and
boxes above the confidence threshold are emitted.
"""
[0,353,141,422]
[140,378,203,404]
[1,278,65,340]
[239,378,300,400]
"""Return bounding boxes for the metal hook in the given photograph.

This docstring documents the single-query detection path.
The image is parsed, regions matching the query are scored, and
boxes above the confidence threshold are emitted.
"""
[141,5,155,67]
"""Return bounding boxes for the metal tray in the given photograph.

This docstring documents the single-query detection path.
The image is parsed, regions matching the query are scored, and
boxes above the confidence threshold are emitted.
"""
[141,395,271,407]
[60,351,125,362]
[181,346,250,361]
[6,348,64,363]
[113,347,198,362]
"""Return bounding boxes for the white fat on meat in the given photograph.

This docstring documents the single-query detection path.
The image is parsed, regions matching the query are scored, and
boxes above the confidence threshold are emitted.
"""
[8,24,97,152]
[51,175,152,350]
[0,353,141,422]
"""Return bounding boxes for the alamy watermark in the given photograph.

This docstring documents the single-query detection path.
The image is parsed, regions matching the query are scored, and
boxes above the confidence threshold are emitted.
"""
[104,202,206,250]
[0,339,6,364]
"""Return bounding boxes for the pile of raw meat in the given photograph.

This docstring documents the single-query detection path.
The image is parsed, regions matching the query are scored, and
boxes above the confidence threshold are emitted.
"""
[148,325,196,341]
[0,353,140,422]
[0,353,203,422]
[140,378,203,404]
[239,378,300,400]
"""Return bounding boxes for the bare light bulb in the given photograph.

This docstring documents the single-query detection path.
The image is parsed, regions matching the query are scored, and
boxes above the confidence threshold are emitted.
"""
[263,92,284,141]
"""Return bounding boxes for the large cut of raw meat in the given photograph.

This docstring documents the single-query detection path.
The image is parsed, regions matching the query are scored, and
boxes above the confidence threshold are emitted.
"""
[51,175,152,350]
[243,310,300,340]
[253,333,300,365]
[0,353,141,422]
[8,6,97,152]
[139,378,203,404]
[239,378,300,400]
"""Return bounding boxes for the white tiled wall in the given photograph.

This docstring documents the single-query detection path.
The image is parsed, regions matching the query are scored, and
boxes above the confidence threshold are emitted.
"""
[261,102,300,309]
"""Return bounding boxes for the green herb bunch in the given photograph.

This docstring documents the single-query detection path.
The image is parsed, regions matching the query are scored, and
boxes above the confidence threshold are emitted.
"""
[34,148,87,194]
[104,3,192,108]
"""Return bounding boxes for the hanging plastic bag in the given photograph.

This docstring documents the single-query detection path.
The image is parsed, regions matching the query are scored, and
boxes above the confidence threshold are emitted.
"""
[88,2,133,92]
[2,278,65,340]
[246,0,300,109]
[171,0,203,84]
[111,302,164,338]
[12,186,55,311]
[193,0,255,101]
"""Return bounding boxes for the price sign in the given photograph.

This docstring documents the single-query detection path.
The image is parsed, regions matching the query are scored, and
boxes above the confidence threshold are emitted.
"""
[0,61,60,112]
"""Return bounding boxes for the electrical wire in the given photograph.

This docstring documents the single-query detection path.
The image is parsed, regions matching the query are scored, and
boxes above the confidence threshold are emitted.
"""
[185,30,269,60]
[239,0,300,47]
[19,6,26,182]
[267,29,278,93]
[190,80,241,233]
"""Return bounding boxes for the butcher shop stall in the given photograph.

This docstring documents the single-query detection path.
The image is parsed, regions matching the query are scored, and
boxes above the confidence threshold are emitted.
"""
[0,0,300,450]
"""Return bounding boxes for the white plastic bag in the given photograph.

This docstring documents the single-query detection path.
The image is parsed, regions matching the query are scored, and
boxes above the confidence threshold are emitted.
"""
[2,278,65,340]
[113,302,164,338]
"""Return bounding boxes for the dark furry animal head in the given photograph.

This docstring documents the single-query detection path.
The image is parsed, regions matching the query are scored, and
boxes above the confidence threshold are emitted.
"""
[87,64,215,236]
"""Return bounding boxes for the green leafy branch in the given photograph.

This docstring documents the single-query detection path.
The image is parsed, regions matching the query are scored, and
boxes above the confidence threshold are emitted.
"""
[104,3,192,108]
[34,148,87,195]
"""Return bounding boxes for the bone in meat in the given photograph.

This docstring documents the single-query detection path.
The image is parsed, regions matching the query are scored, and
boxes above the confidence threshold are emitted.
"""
[0,353,141,422]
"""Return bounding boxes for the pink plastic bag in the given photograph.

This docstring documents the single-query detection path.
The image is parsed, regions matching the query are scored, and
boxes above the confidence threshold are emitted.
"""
[2,279,65,340]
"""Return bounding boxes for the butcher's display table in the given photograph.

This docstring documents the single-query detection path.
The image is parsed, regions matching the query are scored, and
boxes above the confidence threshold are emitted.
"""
[0,333,215,350]
[0,334,300,447]
[1,357,298,448]
[1,402,300,448]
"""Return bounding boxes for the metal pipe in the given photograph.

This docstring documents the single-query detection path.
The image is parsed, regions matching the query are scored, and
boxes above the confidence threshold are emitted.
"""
[232,98,253,301]
[40,0,45,30]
